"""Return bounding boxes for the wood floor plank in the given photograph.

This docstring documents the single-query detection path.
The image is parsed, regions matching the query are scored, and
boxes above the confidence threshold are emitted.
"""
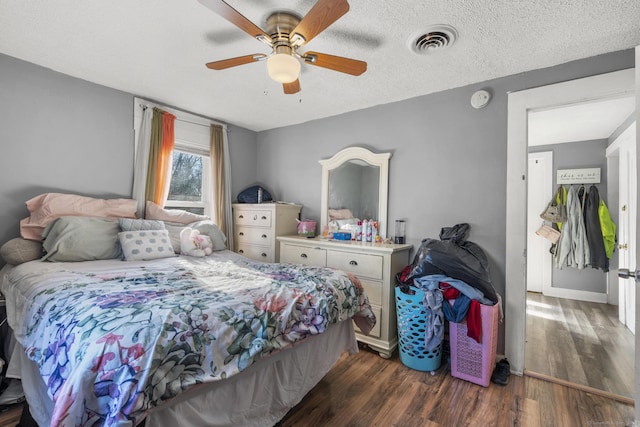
[281,344,634,427]
[525,292,634,399]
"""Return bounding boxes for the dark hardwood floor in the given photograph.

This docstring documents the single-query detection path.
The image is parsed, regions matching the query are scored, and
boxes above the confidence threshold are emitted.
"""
[281,343,634,427]
[525,292,634,399]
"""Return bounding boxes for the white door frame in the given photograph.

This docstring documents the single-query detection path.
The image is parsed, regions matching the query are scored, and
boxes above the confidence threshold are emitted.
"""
[633,49,640,424]
[526,151,553,294]
[607,122,637,329]
[505,68,635,375]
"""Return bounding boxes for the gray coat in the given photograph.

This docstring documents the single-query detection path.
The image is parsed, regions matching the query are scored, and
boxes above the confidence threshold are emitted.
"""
[554,185,590,269]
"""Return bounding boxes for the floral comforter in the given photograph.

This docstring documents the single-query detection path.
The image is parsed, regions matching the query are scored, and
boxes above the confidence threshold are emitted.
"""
[1,251,375,427]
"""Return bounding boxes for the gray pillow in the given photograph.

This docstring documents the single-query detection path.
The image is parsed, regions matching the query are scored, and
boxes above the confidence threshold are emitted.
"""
[42,216,122,262]
[0,238,43,265]
[118,218,165,231]
[164,221,187,253]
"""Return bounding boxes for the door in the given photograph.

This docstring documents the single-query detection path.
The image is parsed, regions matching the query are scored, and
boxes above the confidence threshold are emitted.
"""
[618,128,637,333]
[527,152,553,293]
[634,46,640,425]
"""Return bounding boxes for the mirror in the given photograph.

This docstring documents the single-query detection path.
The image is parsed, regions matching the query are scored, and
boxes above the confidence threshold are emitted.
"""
[320,147,391,238]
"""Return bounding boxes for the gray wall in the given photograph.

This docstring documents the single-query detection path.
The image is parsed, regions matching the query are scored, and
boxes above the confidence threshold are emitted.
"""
[227,124,258,200]
[0,54,134,247]
[530,139,610,293]
[0,53,258,260]
[257,49,634,351]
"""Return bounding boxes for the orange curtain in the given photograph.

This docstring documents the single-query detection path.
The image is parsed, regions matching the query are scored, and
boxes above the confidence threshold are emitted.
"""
[145,108,175,206]
[153,111,176,204]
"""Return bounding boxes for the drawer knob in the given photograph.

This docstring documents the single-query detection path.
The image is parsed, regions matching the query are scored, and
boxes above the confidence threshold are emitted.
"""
[238,249,244,254]
[261,234,267,239]
[253,215,258,220]
[261,216,267,220]
[261,253,267,257]
[300,253,308,258]
[239,232,244,236]
[349,260,358,266]
[239,215,244,219]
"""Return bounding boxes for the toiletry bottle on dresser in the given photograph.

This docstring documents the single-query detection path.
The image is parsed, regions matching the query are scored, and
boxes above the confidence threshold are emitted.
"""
[356,221,362,241]
[362,219,368,242]
[365,219,372,242]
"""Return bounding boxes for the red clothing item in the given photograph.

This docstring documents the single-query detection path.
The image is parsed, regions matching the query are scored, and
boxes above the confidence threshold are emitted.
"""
[441,281,482,343]
[440,282,461,300]
[467,300,482,343]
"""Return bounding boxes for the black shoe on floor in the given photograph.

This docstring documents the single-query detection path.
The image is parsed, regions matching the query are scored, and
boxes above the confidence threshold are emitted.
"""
[491,358,510,386]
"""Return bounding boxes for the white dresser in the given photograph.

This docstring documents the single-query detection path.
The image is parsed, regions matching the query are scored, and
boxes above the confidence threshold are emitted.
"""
[278,235,412,358]
[232,203,301,262]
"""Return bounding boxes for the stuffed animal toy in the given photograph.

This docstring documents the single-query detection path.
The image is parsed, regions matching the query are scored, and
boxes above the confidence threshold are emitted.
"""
[180,227,213,257]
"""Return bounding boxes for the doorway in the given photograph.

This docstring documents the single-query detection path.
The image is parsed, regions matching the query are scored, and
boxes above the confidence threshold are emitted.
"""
[524,116,635,399]
[504,68,636,397]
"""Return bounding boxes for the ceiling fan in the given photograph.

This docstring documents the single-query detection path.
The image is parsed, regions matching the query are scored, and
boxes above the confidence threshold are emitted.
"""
[198,0,367,94]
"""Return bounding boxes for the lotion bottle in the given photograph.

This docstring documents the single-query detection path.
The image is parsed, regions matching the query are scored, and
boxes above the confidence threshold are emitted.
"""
[362,219,368,242]
[365,219,372,242]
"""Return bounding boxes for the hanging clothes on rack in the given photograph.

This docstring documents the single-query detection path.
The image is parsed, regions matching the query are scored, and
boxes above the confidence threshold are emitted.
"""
[584,185,608,271]
[554,185,590,269]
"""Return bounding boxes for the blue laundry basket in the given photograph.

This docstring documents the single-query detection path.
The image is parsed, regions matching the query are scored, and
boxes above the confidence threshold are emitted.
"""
[395,285,442,372]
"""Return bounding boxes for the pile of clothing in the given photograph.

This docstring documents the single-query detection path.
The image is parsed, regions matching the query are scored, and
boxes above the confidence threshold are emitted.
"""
[397,224,501,352]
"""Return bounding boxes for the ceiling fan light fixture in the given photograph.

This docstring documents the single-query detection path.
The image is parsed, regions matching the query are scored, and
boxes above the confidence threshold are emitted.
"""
[267,51,301,83]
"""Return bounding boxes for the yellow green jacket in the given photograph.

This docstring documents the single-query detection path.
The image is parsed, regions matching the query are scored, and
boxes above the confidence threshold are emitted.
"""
[598,199,616,259]
[554,185,616,258]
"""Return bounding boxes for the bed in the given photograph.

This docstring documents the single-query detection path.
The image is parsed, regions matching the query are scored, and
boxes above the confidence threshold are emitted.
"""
[0,249,375,426]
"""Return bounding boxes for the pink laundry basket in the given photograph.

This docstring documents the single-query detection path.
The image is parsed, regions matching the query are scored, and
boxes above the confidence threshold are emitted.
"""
[449,301,499,387]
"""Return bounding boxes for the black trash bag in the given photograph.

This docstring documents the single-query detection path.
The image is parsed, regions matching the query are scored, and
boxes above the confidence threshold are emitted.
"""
[408,223,498,304]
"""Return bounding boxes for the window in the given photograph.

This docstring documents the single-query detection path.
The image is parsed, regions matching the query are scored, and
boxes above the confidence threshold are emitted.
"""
[133,99,218,221]
[165,150,211,216]
[163,117,214,218]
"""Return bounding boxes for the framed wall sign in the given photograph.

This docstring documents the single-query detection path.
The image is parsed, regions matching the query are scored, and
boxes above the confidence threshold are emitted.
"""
[556,168,601,184]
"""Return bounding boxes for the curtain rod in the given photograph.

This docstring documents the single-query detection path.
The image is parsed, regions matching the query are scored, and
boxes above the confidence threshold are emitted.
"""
[136,100,228,131]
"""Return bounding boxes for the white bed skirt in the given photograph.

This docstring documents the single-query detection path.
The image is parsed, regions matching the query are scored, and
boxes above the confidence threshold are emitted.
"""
[10,320,358,427]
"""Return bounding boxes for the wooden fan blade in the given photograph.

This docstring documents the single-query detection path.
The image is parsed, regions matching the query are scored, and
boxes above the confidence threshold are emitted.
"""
[198,0,270,41]
[206,54,266,70]
[291,0,349,45]
[303,51,366,76]
[283,79,301,94]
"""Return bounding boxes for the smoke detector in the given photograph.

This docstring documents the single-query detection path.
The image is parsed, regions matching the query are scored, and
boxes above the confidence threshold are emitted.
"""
[409,25,458,55]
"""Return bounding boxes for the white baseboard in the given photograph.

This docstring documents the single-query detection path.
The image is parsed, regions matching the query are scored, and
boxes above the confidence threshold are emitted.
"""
[543,286,608,303]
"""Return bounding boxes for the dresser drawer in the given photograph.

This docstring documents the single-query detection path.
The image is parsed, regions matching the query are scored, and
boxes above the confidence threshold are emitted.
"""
[236,243,274,263]
[354,305,381,338]
[236,226,273,245]
[235,209,272,227]
[327,251,383,280]
[360,279,382,306]
[280,243,327,266]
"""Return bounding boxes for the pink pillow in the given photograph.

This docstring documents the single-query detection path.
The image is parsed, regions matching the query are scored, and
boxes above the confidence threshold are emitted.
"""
[328,208,354,220]
[20,193,137,241]
[145,201,209,224]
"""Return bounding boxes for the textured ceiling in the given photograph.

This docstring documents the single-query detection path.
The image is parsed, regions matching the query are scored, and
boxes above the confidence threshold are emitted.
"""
[1,0,640,132]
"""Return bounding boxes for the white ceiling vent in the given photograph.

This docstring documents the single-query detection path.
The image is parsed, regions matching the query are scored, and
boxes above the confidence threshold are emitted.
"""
[409,25,458,54]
